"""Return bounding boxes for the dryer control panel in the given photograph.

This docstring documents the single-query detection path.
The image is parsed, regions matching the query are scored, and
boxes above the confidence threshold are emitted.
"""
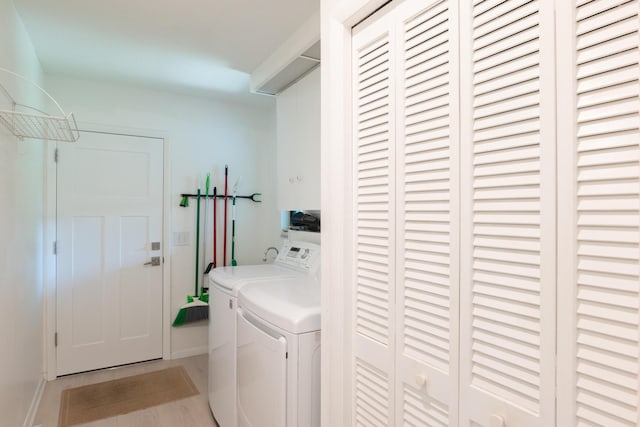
[275,241,320,273]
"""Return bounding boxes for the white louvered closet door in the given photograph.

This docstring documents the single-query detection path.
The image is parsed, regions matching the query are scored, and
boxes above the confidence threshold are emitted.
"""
[352,9,396,426]
[393,0,460,425]
[557,1,640,426]
[459,0,556,426]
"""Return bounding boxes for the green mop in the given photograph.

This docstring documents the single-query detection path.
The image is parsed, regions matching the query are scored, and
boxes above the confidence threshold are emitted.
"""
[173,186,209,326]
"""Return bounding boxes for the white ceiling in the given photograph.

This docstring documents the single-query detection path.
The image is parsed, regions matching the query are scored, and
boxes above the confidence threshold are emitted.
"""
[13,0,318,103]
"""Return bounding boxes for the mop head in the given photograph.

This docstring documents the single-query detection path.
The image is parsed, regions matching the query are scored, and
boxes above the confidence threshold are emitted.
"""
[172,295,209,326]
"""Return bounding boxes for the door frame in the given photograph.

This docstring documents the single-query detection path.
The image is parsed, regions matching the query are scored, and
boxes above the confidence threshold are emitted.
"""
[43,123,172,380]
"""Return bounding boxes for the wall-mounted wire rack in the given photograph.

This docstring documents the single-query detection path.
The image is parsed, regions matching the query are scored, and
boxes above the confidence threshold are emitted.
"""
[0,67,79,142]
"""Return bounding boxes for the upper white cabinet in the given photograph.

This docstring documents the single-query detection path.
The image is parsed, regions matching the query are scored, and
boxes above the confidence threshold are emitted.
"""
[276,67,320,211]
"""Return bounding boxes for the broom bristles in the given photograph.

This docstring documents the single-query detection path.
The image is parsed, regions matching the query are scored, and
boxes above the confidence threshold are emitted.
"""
[172,298,209,326]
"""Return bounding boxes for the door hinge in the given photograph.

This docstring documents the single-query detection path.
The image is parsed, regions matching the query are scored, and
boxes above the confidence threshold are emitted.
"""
[229,299,233,309]
[54,148,59,163]
[54,332,58,347]
[53,241,57,255]
[286,352,288,359]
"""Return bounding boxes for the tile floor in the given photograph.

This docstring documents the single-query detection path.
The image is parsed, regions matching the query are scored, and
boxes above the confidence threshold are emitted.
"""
[33,354,218,427]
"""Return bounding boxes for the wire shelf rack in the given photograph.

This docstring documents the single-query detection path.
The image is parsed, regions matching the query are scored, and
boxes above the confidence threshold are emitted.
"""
[0,68,79,142]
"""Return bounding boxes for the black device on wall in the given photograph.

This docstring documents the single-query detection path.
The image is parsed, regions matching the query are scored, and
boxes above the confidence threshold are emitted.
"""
[289,211,320,232]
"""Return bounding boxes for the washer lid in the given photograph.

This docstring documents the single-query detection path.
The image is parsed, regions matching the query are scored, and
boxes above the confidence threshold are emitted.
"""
[209,265,301,295]
[238,277,320,334]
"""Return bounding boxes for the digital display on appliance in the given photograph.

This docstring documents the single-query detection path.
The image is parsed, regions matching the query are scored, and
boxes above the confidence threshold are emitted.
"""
[287,247,300,257]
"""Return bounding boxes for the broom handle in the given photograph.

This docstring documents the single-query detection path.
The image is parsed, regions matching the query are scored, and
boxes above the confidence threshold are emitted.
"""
[213,186,217,268]
[231,196,236,264]
[223,165,228,266]
[195,188,201,297]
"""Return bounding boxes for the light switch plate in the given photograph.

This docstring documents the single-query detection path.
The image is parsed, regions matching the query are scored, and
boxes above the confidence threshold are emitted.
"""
[173,231,190,246]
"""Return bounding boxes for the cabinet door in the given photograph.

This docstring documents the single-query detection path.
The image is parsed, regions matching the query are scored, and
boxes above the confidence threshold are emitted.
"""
[394,0,460,425]
[351,8,396,426]
[276,78,300,210]
[557,1,640,426]
[459,0,556,425]
[276,68,321,211]
[295,67,321,209]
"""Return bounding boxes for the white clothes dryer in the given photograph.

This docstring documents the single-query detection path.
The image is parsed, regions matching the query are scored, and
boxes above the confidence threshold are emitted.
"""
[208,240,320,427]
[236,275,321,427]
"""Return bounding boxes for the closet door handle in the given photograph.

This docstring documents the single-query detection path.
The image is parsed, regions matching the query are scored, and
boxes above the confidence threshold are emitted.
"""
[489,414,505,427]
[415,374,428,388]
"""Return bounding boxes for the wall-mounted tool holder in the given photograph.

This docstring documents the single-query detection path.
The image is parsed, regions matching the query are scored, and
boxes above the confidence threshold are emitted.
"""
[178,192,262,207]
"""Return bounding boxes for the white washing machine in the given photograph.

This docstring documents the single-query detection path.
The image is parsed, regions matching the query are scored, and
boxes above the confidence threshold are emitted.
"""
[236,274,321,427]
[208,240,320,427]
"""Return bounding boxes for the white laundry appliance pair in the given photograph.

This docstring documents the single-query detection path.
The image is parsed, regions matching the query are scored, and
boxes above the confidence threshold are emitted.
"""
[208,240,321,427]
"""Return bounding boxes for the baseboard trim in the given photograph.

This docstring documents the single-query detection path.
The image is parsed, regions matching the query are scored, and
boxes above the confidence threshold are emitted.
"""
[23,375,46,427]
[171,346,208,360]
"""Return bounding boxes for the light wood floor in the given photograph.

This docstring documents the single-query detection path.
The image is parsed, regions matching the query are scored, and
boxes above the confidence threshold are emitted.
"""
[34,354,218,427]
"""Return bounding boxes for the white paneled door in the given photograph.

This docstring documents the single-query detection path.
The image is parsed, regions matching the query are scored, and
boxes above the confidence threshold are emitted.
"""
[56,131,163,376]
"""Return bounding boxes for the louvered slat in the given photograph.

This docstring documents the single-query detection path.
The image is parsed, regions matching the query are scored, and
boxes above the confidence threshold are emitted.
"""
[355,29,392,347]
[393,1,458,424]
[468,0,547,415]
[572,1,640,425]
[352,11,396,426]
[399,0,452,374]
[355,360,392,426]
[402,384,449,427]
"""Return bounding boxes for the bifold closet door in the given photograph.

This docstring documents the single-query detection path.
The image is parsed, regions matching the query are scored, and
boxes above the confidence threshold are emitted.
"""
[393,0,460,426]
[459,0,557,426]
[352,9,397,425]
[351,1,461,424]
[557,1,640,426]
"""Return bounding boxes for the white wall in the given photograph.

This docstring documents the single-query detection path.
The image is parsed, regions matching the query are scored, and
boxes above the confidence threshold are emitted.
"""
[45,75,281,358]
[0,1,46,425]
